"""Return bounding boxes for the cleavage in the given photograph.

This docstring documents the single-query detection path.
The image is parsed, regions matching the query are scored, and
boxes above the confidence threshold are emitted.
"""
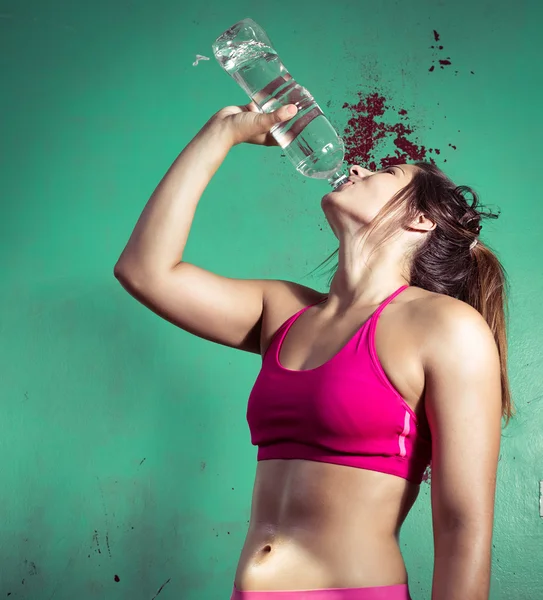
[278,308,373,371]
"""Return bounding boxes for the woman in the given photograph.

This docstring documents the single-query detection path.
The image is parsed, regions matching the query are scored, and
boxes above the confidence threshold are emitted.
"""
[114,103,513,600]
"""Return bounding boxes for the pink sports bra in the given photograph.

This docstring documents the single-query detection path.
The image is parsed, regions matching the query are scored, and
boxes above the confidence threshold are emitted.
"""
[246,285,432,484]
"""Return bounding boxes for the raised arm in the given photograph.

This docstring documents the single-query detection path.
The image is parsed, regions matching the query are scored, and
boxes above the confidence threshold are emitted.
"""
[114,104,299,353]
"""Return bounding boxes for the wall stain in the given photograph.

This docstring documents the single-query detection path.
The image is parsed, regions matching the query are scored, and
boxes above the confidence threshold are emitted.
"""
[96,477,112,558]
[24,559,38,575]
[421,468,432,484]
[92,529,101,554]
[151,577,171,599]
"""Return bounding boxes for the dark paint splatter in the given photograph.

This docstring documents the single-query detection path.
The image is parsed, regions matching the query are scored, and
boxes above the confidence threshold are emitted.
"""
[114,575,120,582]
[428,31,454,72]
[341,91,439,169]
[139,458,146,466]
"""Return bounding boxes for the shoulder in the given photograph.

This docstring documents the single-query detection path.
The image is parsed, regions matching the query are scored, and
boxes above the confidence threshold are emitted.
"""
[406,287,499,374]
[263,279,325,313]
[407,287,493,341]
[260,279,325,339]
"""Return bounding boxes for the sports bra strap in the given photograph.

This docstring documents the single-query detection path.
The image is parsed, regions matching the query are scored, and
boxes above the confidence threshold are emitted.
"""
[372,285,409,321]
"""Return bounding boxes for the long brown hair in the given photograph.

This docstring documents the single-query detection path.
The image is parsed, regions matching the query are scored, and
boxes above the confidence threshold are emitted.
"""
[311,161,514,424]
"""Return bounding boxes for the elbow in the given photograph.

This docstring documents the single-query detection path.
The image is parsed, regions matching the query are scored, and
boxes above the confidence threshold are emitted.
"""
[113,260,141,291]
[114,259,165,296]
[114,255,176,294]
[113,260,128,283]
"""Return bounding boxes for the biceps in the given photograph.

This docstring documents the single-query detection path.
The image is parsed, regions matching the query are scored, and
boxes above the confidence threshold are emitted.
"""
[116,261,267,353]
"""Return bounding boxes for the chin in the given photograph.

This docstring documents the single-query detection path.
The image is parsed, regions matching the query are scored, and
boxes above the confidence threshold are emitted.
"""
[320,187,355,216]
[320,194,372,232]
[320,189,340,209]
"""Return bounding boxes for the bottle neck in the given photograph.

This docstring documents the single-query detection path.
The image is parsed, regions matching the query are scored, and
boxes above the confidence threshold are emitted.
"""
[328,171,348,189]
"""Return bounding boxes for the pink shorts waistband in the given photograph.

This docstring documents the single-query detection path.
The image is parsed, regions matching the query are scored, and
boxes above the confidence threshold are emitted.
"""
[230,583,412,600]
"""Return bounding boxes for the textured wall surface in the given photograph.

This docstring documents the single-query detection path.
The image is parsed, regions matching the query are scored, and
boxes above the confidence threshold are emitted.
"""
[1,1,542,598]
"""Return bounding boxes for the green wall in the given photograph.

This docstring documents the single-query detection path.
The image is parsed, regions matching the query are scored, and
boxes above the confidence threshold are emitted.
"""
[1,1,542,598]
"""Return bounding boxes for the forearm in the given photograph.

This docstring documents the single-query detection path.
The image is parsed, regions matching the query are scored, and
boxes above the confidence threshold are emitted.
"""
[431,528,492,600]
[115,118,232,277]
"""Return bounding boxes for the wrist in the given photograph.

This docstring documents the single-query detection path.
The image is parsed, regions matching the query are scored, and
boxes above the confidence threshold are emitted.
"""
[201,115,236,148]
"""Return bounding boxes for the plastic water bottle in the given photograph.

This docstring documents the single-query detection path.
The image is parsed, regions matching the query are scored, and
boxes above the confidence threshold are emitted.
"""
[212,18,348,189]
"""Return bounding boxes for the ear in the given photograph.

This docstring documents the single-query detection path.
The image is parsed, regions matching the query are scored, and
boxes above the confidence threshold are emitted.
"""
[408,212,436,233]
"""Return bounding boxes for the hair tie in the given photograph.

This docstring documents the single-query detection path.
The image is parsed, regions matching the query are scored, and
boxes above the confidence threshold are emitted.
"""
[470,239,478,250]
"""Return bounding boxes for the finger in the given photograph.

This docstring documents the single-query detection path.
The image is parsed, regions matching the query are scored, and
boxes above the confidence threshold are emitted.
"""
[274,104,298,122]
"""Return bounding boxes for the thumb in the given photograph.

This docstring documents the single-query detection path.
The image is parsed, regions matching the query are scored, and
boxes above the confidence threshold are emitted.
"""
[259,104,298,129]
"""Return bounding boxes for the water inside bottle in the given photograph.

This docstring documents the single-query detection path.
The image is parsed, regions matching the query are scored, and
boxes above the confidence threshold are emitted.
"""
[213,40,277,75]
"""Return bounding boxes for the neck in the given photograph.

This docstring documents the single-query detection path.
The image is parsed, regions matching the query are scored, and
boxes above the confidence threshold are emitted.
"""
[326,239,408,310]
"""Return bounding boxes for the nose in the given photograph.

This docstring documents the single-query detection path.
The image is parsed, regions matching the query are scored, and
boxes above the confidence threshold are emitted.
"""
[349,165,373,179]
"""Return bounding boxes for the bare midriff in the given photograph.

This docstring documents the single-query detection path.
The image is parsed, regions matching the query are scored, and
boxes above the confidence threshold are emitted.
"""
[233,458,420,592]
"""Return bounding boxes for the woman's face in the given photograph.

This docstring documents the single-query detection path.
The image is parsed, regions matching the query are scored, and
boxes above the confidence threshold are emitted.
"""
[321,164,417,235]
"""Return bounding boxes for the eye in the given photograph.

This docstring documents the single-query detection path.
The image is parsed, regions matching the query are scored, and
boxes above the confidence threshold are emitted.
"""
[386,168,396,175]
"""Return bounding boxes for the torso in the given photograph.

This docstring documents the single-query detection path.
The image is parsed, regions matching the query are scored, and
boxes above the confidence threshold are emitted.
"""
[234,284,435,591]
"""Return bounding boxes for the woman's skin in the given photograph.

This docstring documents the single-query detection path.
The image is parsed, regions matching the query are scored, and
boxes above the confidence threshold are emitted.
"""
[115,103,502,597]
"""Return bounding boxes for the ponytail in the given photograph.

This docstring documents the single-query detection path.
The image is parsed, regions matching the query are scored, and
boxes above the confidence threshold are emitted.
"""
[463,241,514,424]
